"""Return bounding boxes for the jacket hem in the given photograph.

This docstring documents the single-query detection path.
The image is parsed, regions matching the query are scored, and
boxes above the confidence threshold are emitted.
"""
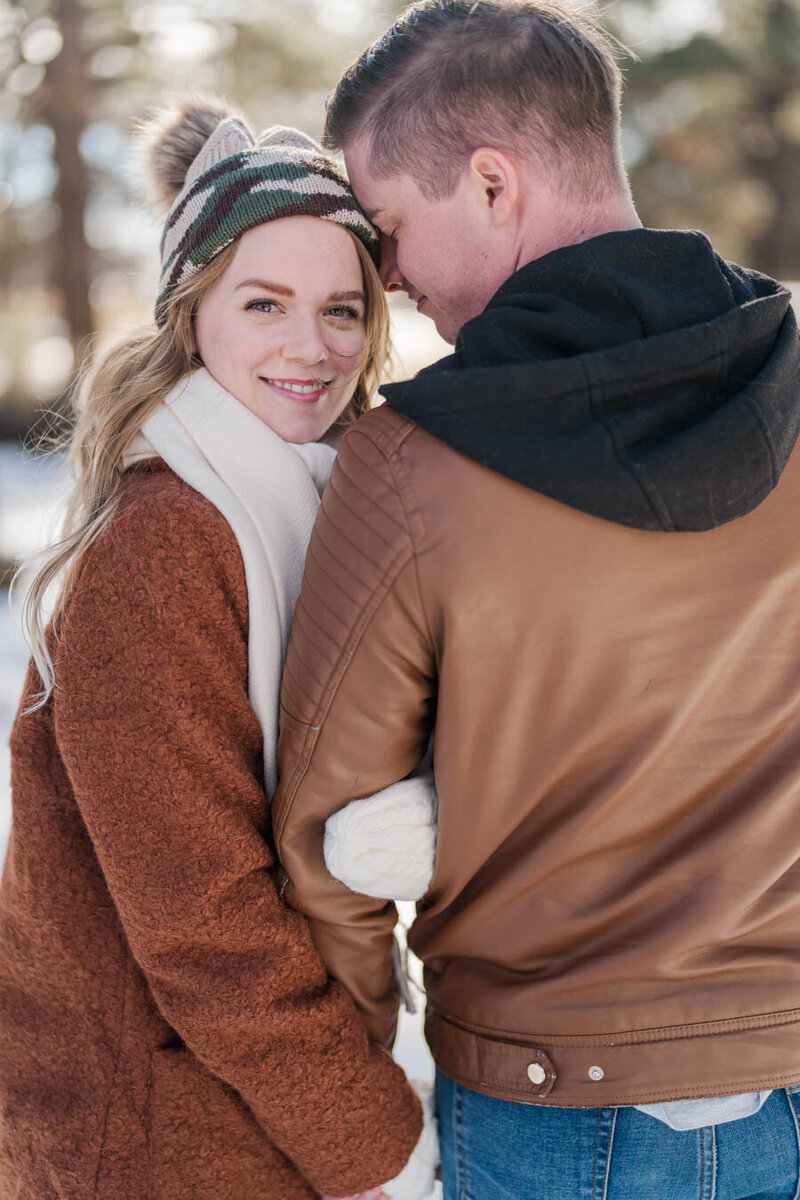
[426,1007,800,1108]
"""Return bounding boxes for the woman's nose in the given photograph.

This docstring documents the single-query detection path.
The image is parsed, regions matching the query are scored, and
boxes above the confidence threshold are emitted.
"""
[281,316,328,364]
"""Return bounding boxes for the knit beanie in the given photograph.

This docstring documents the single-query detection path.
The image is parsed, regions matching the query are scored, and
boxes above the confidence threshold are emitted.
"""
[155,116,380,324]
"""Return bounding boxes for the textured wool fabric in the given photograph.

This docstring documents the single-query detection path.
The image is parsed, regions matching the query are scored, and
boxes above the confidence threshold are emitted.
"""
[156,118,379,321]
[126,367,336,797]
[0,463,423,1199]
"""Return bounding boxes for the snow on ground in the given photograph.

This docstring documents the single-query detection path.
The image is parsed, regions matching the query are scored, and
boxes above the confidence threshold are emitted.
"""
[1,441,72,861]
[0,589,28,859]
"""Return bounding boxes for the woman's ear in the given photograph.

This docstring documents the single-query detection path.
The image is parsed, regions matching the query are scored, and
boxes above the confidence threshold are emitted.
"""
[468,147,520,227]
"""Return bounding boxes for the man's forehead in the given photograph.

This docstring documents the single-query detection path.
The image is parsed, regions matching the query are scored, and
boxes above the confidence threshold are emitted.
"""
[344,137,402,213]
[342,136,370,178]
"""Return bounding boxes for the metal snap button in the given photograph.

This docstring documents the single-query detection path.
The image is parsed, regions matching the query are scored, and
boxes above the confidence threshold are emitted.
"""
[588,1065,604,1081]
[527,1062,547,1085]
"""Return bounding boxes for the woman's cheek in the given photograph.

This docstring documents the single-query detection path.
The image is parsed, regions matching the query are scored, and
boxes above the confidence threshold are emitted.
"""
[329,326,367,363]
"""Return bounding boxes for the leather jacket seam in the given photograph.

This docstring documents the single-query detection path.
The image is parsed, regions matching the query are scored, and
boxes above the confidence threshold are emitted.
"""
[428,1003,800,1046]
[384,432,439,666]
[275,420,432,841]
[274,541,414,841]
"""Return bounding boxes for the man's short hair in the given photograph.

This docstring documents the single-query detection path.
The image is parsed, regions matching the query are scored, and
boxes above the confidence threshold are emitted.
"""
[324,0,628,202]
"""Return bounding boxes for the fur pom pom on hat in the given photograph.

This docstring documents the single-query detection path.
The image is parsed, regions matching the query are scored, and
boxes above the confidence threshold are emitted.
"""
[143,99,380,324]
[137,96,242,214]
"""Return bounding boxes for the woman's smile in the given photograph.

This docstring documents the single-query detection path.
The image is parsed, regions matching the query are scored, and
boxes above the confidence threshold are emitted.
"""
[260,376,333,404]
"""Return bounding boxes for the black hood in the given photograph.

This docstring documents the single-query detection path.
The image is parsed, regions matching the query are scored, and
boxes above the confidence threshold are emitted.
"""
[381,229,800,531]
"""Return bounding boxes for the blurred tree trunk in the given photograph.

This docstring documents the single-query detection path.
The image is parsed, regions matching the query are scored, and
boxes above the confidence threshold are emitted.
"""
[43,0,93,360]
[745,0,800,278]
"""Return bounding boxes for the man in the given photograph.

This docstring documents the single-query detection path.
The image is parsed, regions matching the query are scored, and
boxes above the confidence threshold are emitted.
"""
[273,2,800,1195]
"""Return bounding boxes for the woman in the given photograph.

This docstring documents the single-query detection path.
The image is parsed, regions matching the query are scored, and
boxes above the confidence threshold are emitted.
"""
[0,98,436,1200]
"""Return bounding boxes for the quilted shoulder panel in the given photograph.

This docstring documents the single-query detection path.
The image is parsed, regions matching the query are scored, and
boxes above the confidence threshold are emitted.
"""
[279,407,418,727]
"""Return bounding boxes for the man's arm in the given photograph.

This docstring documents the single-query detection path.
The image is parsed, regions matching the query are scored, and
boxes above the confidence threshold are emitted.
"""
[274,412,436,1044]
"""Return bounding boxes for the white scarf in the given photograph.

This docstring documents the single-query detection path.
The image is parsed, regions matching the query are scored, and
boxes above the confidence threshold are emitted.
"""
[127,368,336,797]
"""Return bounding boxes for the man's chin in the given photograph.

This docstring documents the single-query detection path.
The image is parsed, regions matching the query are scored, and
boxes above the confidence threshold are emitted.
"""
[434,321,459,346]
[413,294,460,344]
[426,307,459,346]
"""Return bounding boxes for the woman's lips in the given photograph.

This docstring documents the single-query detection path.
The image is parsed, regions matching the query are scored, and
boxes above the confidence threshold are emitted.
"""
[260,377,331,405]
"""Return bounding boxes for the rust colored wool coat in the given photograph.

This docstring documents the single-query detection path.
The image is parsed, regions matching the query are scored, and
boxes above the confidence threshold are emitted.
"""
[0,461,422,1200]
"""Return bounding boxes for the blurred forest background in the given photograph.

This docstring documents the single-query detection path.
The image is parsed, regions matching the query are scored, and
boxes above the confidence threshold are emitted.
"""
[1,0,799,478]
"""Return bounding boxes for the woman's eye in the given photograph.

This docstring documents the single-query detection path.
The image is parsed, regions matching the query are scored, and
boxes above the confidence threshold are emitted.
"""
[245,299,280,313]
[326,305,362,321]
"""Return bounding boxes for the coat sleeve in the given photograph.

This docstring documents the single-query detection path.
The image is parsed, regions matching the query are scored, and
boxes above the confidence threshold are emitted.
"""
[274,417,437,1046]
[53,478,422,1198]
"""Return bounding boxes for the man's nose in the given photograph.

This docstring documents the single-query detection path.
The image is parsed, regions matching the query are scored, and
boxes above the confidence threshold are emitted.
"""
[282,316,328,364]
[379,233,404,294]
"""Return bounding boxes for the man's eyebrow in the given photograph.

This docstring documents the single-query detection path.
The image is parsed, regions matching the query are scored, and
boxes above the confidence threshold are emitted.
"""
[235,279,294,295]
[366,207,384,221]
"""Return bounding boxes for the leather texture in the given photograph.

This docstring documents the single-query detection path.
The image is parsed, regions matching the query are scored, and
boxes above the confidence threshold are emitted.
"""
[275,402,800,1107]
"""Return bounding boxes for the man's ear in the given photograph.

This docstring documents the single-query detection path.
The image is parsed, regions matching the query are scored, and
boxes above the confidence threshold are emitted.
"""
[468,148,519,226]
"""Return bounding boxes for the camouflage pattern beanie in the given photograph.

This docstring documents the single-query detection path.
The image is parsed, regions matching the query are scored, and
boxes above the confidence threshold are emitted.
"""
[156,117,379,324]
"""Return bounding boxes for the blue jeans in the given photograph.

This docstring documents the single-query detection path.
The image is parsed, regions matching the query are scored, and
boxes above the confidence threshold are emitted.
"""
[436,1071,800,1200]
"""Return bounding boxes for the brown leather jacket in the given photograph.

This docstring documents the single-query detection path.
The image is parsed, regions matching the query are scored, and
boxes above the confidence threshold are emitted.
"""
[274,231,800,1108]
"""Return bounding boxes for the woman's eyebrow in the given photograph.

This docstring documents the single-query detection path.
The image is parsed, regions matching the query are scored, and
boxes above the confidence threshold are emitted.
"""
[234,281,364,303]
[236,279,294,295]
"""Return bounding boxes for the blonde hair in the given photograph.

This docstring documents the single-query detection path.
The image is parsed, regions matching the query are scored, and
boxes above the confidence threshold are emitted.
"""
[19,228,389,709]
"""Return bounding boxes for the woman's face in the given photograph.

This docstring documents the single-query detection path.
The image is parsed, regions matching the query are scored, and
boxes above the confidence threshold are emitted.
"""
[195,216,367,444]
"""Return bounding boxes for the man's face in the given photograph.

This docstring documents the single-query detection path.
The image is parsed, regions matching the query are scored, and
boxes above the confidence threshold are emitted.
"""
[345,136,507,344]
